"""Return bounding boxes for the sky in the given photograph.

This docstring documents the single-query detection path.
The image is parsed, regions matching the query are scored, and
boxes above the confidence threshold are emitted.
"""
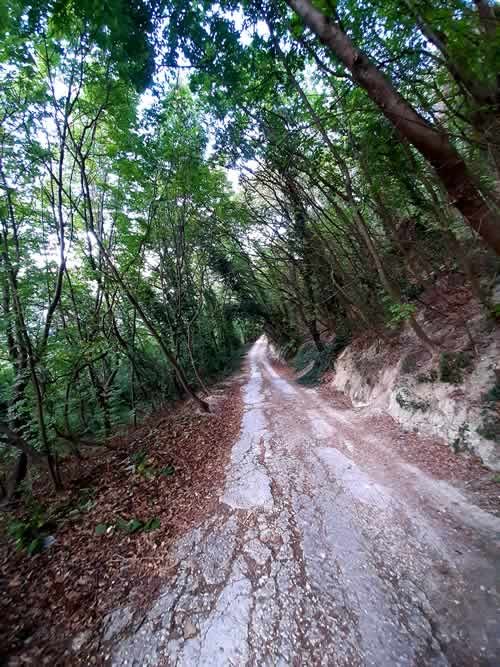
[137,6,270,193]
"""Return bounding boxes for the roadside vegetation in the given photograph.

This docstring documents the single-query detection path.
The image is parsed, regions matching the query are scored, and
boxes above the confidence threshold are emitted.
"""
[1,0,500,660]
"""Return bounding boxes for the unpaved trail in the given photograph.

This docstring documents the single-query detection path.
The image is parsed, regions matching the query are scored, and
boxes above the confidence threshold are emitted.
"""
[109,337,500,666]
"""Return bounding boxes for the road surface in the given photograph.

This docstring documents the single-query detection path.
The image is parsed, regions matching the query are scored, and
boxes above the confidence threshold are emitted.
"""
[109,337,500,666]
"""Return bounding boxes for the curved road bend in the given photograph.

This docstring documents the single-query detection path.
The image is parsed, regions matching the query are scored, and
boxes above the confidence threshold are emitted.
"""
[110,336,500,666]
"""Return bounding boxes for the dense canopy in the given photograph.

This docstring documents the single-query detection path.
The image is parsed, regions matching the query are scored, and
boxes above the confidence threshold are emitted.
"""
[1,0,499,497]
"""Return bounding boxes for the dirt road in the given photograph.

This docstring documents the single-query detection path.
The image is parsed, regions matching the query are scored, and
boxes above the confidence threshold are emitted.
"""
[109,337,500,666]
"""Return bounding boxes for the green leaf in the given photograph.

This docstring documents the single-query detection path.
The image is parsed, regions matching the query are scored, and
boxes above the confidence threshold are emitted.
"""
[27,537,43,555]
[116,517,129,531]
[126,518,143,533]
[490,304,500,320]
[130,451,146,466]
[143,517,160,532]
[95,523,108,535]
[7,520,25,537]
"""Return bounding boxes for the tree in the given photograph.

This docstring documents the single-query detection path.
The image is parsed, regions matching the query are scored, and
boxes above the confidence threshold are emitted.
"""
[284,0,500,255]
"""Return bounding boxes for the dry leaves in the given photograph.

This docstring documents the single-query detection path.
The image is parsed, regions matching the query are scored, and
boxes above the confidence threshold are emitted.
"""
[0,377,244,665]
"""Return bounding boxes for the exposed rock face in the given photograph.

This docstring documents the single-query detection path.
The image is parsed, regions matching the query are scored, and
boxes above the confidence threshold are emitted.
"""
[331,325,500,470]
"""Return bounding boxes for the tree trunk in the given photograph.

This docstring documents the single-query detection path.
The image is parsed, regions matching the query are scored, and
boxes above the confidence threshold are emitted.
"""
[90,238,210,412]
[5,453,28,502]
[285,0,500,255]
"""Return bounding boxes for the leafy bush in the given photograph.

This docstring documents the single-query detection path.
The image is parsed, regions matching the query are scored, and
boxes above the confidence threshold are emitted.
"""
[478,379,500,443]
[384,300,416,328]
[483,378,500,403]
[6,488,98,555]
[297,348,331,385]
[293,342,319,372]
[7,500,51,556]
[296,333,351,386]
[477,418,500,443]
[490,303,500,320]
[280,340,299,360]
[128,450,155,478]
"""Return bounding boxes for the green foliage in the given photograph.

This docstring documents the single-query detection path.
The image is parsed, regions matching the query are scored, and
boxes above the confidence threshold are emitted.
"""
[490,304,500,320]
[143,517,161,531]
[386,301,417,328]
[295,333,351,386]
[293,342,318,372]
[128,451,155,478]
[94,523,108,536]
[478,377,500,443]
[95,516,161,535]
[439,352,473,385]
[116,517,144,533]
[6,487,99,554]
[477,419,500,443]
[2,0,500,496]
[57,488,97,520]
[7,499,49,556]
[483,378,500,404]
[0,52,257,486]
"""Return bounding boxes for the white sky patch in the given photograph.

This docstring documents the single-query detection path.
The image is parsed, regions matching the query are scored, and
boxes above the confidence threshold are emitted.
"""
[135,5,270,195]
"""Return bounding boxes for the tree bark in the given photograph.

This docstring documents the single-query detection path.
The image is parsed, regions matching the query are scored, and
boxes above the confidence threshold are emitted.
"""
[5,453,28,502]
[285,0,500,255]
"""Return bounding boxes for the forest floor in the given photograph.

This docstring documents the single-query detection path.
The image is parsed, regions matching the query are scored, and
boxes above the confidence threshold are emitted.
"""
[3,337,500,666]
[0,373,245,665]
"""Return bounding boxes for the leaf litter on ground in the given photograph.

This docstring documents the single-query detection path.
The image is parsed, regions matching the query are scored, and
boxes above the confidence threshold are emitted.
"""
[0,376,244,666]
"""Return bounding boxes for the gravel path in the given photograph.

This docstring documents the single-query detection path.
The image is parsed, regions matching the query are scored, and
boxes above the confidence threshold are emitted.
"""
[109,337,500,666]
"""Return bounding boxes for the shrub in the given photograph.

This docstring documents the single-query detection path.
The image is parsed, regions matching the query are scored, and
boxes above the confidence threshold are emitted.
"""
[384,299,417,328]
[483,378,500,404]
[478,376,500,443]
[400,282,425,301]
[293,342,319,372]
[7,500,52,556]
[296,333,351,386]
[477,418,500,443]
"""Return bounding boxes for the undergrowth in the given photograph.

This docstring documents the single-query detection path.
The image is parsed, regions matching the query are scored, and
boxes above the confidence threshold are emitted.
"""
[294,333,351,386]
[6,488,96,555]
[479,375,500,443]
